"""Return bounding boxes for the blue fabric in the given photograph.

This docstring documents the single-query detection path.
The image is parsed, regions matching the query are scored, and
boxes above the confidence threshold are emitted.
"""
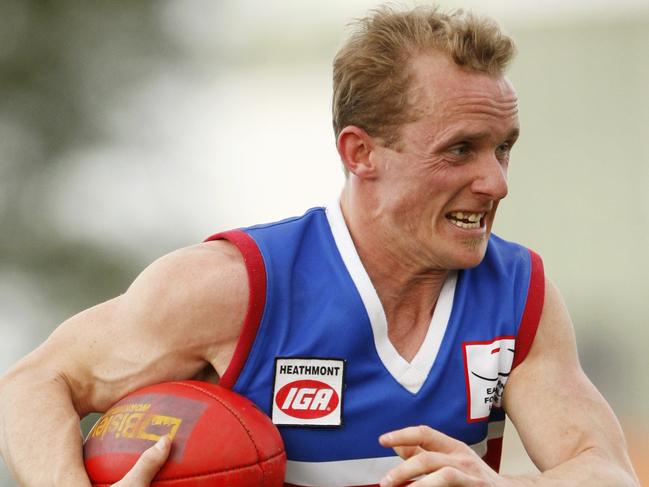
[230,207,532,463]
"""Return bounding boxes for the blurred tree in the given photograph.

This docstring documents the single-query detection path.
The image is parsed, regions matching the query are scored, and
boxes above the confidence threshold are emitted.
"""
[0,0,181,315]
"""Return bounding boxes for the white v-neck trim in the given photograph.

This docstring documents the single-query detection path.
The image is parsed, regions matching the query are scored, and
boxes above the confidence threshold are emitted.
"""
[325,201,457,394]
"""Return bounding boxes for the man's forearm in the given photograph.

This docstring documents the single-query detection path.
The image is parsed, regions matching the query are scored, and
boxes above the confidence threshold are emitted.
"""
[0,368,92,487]
[505,448,640,487]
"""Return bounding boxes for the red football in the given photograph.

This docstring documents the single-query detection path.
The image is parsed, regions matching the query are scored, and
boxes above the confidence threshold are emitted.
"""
[83,381,286,486]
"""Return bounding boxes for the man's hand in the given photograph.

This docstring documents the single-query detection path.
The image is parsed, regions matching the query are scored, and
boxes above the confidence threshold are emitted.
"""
[111,436,171,487]
[379,426,506,487]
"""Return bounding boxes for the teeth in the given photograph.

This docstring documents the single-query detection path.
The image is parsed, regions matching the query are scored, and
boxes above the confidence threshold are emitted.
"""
[450,220,480,229]
[447,211,485,229]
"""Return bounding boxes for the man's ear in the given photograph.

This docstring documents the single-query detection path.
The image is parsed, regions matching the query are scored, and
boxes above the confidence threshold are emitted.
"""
[336,126,379,179]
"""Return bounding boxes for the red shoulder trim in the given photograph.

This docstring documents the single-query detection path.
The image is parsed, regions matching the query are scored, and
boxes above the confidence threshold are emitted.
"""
[512,250,545,369]
[204,230,267,389]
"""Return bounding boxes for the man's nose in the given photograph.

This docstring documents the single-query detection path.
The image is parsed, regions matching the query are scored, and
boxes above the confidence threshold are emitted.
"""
[471,154,509,200]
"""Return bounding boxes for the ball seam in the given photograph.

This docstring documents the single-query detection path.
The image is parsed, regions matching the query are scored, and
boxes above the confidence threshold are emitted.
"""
[174,381,268,483]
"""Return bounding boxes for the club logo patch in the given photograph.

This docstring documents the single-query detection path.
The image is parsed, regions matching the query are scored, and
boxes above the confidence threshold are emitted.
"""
[272,358,344,426]
[463,337,515,422]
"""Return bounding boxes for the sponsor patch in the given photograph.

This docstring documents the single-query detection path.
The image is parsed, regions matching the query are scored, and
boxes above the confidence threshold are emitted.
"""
[272,358,344,427]
[463,337,516,422]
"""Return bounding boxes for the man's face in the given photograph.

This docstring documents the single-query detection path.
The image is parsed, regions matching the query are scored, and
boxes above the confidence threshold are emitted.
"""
[369,52,520,271]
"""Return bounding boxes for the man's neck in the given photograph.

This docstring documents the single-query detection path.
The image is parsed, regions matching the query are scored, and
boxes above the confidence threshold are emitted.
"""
[339,188,448,360]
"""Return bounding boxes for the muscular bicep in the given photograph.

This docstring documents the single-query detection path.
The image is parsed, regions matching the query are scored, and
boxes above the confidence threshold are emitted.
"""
[12,240,247,415]
[503,277,632,472]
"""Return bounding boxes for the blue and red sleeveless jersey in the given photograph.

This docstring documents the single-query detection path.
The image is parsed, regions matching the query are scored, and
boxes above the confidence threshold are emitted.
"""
[206,203,544,487]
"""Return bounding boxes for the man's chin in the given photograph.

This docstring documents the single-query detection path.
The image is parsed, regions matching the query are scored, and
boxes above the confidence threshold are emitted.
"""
[450,238,489,269]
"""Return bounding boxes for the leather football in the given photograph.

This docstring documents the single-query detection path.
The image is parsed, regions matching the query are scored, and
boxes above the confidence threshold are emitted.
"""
[83,380,285,486]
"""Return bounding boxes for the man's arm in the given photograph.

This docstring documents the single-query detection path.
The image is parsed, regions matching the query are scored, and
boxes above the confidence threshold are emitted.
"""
[378,277,639,486]
[0,240,248,486]
[501,277,638,485]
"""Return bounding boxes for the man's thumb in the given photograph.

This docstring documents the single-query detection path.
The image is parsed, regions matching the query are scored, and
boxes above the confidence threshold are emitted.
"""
[113,436,171,486]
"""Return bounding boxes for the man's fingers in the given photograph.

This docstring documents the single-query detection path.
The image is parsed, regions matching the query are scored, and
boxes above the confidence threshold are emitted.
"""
[113,436,171,487]
[379,425,460,454]
[408,467,477,487]
[379,451,455,487]
[379,428,482,486]
[392,445,422,460]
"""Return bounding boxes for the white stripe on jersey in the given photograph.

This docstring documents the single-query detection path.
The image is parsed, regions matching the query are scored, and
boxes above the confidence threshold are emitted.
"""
[285,420,505,486]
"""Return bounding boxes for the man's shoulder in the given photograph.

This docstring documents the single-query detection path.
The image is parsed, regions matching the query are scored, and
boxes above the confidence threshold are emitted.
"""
[475,233,542,285]
[486,233,537,263]
[239,206,327,233]
[152,240,246,283]
[208,207,330,256]
[127,240,248,320]
[487,233,531,252]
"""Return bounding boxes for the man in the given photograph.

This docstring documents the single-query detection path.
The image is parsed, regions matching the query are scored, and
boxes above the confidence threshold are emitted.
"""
[0,5,639,487]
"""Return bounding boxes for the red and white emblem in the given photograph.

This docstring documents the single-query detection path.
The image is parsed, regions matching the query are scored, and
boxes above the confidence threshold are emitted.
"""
[463,337,516,422]
[272,358,344,426]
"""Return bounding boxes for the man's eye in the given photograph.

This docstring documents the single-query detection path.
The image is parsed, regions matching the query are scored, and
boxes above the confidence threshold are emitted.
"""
[449,144,470,156]
[496,143,512,166]
[497,142,512,155]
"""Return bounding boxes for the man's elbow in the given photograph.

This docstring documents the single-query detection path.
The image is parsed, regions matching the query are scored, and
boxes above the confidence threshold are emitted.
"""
[578,446,640,487]
[0,355,81,415]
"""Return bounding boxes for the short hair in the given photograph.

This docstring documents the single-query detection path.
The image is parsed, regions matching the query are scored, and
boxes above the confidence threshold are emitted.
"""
[332,5,517,148]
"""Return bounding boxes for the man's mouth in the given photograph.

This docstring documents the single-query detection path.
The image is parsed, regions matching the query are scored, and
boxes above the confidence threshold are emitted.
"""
[445,211,486,230]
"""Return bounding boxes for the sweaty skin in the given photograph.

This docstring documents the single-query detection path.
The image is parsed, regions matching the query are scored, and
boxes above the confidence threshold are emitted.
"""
[0,50,639,487]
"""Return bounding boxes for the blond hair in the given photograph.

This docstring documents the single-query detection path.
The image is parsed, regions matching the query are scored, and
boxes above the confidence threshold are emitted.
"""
[332,5,517,147]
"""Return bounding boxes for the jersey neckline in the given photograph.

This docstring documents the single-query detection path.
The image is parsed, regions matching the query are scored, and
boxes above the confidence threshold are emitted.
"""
[324,200,457,394]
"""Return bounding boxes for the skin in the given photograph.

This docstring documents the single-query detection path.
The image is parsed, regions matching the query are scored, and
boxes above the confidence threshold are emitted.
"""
[338,52,517,360]
[0,51,639,486]
[337,52,638,486]
[0,241,248,485]
[376,281,639,486]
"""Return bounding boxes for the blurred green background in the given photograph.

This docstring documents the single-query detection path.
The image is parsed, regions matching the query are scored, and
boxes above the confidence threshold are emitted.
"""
[1,0,647,485]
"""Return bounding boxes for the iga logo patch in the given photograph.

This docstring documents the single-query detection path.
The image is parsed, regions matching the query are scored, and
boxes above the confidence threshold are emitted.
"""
[275,380,339,419]
[272,358,344,426]
[463,337,515,422]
